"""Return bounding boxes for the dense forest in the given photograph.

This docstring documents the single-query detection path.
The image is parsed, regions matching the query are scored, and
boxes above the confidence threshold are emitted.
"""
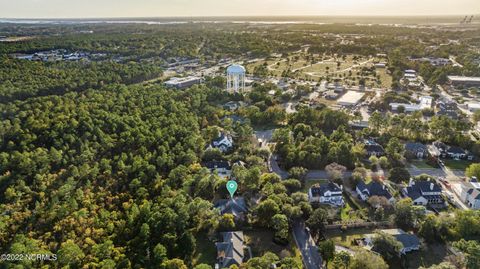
[0,85,226,267]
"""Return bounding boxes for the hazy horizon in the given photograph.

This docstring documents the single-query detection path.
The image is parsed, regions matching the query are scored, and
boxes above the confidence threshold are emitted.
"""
[0,0,479,19]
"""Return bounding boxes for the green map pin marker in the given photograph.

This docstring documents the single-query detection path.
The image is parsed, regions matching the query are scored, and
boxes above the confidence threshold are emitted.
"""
[226,180,238,198]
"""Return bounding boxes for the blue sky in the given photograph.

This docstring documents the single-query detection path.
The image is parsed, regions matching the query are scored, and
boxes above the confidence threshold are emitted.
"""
[0,0,479,18]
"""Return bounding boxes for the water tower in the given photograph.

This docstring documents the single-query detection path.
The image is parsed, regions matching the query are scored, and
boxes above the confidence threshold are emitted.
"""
[226,64,246,93]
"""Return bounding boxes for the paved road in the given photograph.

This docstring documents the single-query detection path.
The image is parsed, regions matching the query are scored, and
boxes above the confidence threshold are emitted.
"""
[269,155,322,268]
[292,221,323,269]
[268,154,289,178]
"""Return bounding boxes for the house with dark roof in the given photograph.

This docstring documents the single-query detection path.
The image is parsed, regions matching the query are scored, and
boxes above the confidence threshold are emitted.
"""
[308,182,344,206]
[446,146,467,160]
[430,141,473,160]
[223,101,244,111]
[364,139,385,157]
[364,229,420,255]
[216,231,246,268]
[436,100,459,119]
[205,161,232,178]
[214,197,248,221]
[208,132,234,153]
[460,177,480,210]
[405,142,428,159]
[402,179,444,206]
[356,181,395,203]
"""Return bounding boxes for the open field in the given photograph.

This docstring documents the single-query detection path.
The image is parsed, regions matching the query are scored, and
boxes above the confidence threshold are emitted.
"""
[246,53,392,88]
[244,229,300,259]
[443,159,473,170]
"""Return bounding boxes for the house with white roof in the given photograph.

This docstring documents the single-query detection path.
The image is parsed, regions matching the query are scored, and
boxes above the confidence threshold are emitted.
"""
[308,182,344,206]
[209,132,234,153]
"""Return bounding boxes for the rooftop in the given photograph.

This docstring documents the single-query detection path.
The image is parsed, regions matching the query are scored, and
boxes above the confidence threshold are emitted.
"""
[337,90,365,105]
[216,231,245,268]
[215,197,248,217]
[448,76,480,82]
[357,181,392,200]
[227,64,246,74]
[311,182,343,197]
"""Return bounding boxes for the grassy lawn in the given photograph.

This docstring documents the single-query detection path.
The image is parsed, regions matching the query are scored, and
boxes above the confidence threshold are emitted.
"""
[244,229,299,259]
[245,54,392,87]
[443,159,473,170]
[325,228,375,249]
[192,233,217,267]
[340,202,354,221]
[410,159,435,169]
[341,193,369,221]
[302,179,328,192]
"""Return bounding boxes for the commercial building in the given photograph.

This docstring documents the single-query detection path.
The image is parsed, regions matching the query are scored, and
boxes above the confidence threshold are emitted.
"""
[337,90,365,106]
[467,102,480,112]
[390,96,432,113]
[410,57,451,66]
[164,76,202,89]
[448,76,480,87]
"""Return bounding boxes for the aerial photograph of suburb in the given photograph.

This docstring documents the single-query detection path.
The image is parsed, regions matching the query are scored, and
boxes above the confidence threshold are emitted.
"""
[0,0,480,268]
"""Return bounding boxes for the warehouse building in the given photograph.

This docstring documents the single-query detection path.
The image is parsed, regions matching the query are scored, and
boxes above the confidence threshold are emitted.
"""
[164,76,203,89]
[337,91,365,106]
[447,76,480,87]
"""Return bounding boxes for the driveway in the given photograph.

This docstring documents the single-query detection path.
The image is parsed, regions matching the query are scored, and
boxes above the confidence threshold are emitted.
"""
[292,220,323,269]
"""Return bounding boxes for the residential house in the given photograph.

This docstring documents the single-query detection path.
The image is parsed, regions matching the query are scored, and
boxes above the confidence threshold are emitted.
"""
[405,142,428,159]
[308,182,344,206]
[364,229,420,255]
[364,139,385,157]
[436,101,459,119]
[403,179,444,206]
[430,141,473,160]
[216,231,246,268]
[223,101,243,111]
[209,133,234,153]
[446,146,467,160]
[214,197,249,221]
[222,115,246,124]
[356,181,395,203]
[205,161,232,178]
[460,177,480,210]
